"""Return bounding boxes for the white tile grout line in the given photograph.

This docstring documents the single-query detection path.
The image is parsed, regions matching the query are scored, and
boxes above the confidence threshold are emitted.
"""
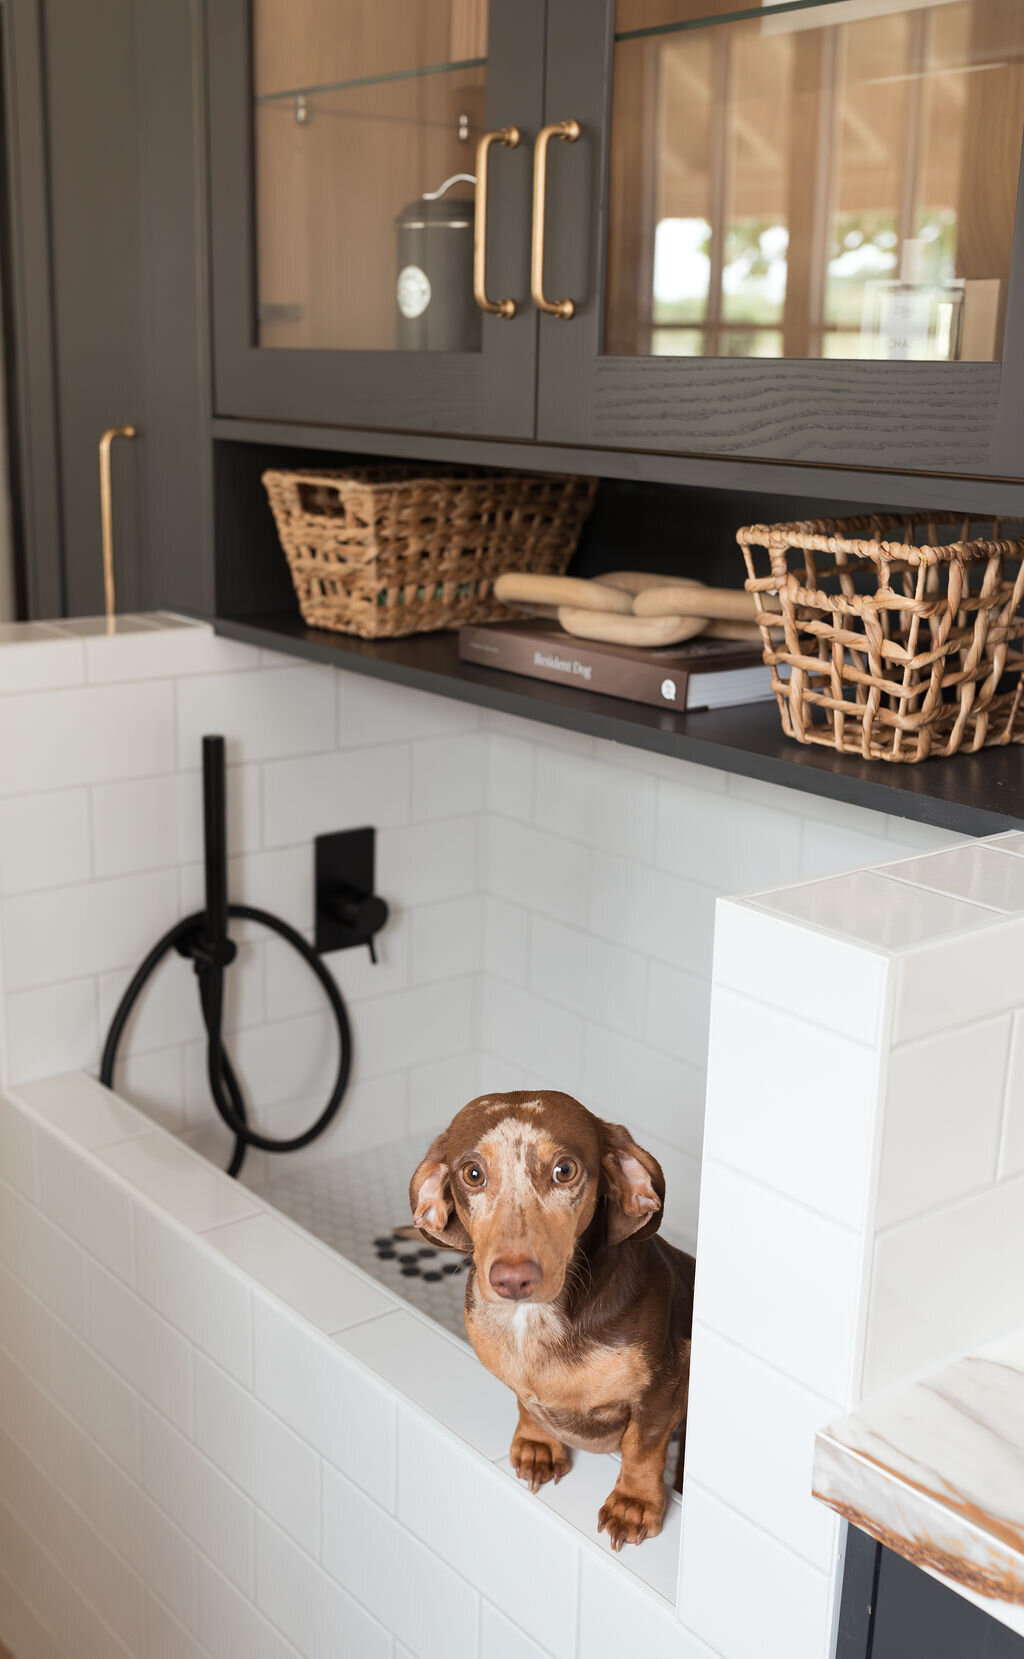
[704,975,880,1052]
[997,1010,1021,1184]
[0,1489,139,1659]
[698,1156,862,1238]
[851,955,896,1411]
[683,1475,832,1587]
[872,1162,1024,1244]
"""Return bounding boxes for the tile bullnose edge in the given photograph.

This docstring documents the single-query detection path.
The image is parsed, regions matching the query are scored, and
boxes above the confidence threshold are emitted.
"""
[720,892,888,960]
[3,1069,154,1148]
[746,871,996,954]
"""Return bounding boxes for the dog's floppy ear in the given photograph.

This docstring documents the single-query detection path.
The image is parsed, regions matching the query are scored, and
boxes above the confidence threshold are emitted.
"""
[599,1122,664,1244]
[409,1132,472,1253]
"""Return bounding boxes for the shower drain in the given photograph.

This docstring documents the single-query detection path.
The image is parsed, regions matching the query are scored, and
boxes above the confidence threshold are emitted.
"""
[373,1237,468,1283]
[253,1136,473,1340]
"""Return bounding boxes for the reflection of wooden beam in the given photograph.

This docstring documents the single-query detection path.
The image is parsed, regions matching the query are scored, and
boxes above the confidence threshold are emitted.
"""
[783,26,838,357]
[606,40,661,354]
[837,95,893,167]
[706,29,729,354]
[956,0,1024,352]
[449,0,486,60]
[896,9,928,260]
[654,34,713,222]
[662,44,783,172]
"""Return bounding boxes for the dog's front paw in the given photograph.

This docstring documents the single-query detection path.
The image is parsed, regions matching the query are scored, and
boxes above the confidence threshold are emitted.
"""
[510,1434,570,1494]
[597,1487,664,1550]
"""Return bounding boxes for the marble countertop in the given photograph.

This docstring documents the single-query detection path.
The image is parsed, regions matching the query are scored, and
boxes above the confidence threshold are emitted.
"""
[813,1333,1024,1634]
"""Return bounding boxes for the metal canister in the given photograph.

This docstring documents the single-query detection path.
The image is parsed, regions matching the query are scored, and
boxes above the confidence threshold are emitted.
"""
[395,174,481,352]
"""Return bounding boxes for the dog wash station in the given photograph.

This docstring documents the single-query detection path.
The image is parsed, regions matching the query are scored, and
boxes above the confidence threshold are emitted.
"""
[1,615,1024,1659]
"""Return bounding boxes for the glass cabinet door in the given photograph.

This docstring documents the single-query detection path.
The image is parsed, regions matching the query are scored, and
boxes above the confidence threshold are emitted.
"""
[208,0,544,434]
[540,0,1024,473]
[253,1,487,354]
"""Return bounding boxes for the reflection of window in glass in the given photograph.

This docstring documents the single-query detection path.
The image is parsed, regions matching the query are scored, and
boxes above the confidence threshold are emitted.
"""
[652,218,712,329]
[606,0,1024,363]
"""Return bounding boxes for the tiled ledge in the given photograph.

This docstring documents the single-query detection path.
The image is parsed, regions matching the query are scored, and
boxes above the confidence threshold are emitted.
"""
[813,1331,1024,1638]
[0,1070,692,1659]
[0,612,254,693]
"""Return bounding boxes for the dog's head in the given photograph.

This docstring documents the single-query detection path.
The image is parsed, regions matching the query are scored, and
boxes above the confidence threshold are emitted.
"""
[409,1090,664,1304]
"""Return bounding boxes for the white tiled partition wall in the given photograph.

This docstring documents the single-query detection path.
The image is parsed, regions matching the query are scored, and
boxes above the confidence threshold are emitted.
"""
[0,1072,696,1659]
[682,840,1024,1658]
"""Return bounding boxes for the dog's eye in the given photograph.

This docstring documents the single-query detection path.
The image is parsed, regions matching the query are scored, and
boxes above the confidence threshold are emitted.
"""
[461,1163,485,1188]
[552,1159,578,1185]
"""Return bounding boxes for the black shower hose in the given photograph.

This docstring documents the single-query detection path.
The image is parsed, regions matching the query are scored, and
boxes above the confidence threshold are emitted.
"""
[100,736,352,1178]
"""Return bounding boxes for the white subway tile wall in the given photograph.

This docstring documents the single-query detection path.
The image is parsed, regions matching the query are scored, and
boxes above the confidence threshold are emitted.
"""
[0,616,954,1210]
[0,621,481,1157]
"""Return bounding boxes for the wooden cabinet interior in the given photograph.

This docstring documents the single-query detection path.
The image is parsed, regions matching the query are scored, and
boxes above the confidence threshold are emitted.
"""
[252,0,488,352]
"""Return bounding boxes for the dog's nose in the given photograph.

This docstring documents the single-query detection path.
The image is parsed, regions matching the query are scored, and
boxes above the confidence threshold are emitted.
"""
[489,1258,542,1300]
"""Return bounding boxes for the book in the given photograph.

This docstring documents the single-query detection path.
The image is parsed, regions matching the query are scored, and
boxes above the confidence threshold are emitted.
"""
[458,620,775,712]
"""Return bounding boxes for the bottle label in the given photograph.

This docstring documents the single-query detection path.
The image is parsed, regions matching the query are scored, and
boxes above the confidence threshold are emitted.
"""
[877,289,931,360]
[397,266,431,320]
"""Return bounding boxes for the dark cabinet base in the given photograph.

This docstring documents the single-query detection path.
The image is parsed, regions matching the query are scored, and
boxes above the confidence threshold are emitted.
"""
[840,1533,1024,1659]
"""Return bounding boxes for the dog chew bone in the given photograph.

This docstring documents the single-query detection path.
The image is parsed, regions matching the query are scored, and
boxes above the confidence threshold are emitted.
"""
[493,572,633,614]
[558,606,706,647]
[594,571,704,596]
[634,585,758,622]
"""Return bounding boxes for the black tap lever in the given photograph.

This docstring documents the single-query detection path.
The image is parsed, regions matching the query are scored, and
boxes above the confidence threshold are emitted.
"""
[314,828,389,964]
[325,886,389,963]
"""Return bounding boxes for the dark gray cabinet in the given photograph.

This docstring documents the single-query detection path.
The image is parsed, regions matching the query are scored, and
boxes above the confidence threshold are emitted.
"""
[2,0,213,618]
[839,1534,1024,1659]
[206,0,1024,478]
[11,0,1024,618]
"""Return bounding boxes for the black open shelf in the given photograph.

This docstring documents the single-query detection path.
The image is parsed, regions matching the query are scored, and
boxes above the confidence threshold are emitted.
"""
[213,612,1024,838]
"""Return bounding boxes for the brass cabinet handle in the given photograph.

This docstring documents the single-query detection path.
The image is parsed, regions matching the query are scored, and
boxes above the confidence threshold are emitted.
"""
[531,120,580,319]
[99,425,137,626]
[473,126,520,318]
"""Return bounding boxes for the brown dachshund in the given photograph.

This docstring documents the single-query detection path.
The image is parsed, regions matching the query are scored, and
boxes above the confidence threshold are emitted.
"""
[409,1090,695,1549]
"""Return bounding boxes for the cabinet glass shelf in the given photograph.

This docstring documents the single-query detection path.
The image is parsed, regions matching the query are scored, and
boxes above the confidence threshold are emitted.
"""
[256,56,487,104]
[615,0,848,44]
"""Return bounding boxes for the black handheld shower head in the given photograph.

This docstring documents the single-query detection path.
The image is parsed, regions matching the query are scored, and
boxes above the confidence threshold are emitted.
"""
[100,734,353,1177]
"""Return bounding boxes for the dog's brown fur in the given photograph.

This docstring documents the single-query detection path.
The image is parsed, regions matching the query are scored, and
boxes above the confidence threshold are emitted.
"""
[410,1090,695,1549]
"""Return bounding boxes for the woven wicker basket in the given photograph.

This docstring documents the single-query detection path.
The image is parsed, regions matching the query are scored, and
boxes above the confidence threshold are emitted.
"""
[737,512,1024,763]
[263,466,596,640]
